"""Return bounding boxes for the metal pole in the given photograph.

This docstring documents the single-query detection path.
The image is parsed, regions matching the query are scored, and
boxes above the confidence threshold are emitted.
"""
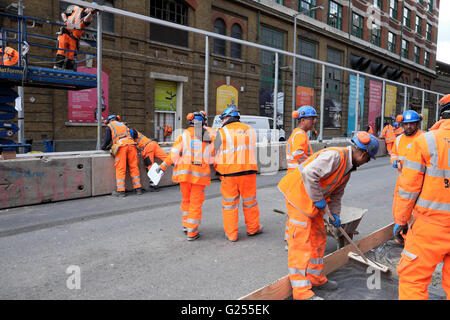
[435,94,440,122]
[18,0,24,149]
[273,53,278,130]
[96,11,103,150]
[355,73,360,133]
[403,86,407,113]
[421,90,425,131]
[204,36,209,119]
[319,64,325,142]
[380,80,386,135]
[291,14,298,133]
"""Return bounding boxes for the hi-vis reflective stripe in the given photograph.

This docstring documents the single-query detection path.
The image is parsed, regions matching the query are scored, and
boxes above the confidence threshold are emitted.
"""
[289,268,306,276]
[186,218,201,224]
[289,218,307,227]
[424,131,438,167]
[172,170,210,177]
[398,187,420,200]
[223,196,240,202]
[290,280,311,288]
[220,126,255,155]
[292,149,305,157]
[404,160,426,172]
[416,198,450,211]
[181,211,188,216]
[287,163,299,168]
[306,267,323,276]
[242,196,256,202]
[243,202,257,208]
[402,249,417,260]
[223,203,239,210]
[309,258,324,265]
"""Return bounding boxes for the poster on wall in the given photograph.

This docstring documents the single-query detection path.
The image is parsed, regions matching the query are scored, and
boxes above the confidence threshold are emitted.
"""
[385,85,397,118]
[216,85,238,115]
[276,92,284,127]
[324,98,342,128]
[423,108,429,130]
[68,66,109,123]
[368,80,382,132]
[259,89,284,127]
[296,86,314,108]
[155,80,177,112]
[347,74,365,136]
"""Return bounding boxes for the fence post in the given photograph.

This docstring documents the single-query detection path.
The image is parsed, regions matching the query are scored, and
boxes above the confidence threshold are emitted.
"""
[204,36,209,118]
[273,53,278,130]
[319,64,325,142]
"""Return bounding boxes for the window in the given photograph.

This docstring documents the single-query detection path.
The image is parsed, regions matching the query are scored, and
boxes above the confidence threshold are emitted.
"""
[401,39,409,59]
[328,1,343,30]
[428,0,433,13]
[371,23,381,47]
[297,39,316,88]
[389,0,398,19]
[403,7,410,28]
[415,16,422,34]
[426,23,432,41]
[424,51,430,68]
[388,32,396,53]
[352,13,364,39]
[414,46,420,63]
[299,0,317,18]
[59,0,115,33]
[150,0,189,47]
[374,0,383,9]
[213,18,226,56]
[230,24,242,59]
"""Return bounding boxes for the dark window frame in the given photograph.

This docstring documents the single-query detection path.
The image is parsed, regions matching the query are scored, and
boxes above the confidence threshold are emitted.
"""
[328,1,343,30]
[352,12,364,39]
[388,31,396,53]
[230,23,242,59]
[213,18,227,56]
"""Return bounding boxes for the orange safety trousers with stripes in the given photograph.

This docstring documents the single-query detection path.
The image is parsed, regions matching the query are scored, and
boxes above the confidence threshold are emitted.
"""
[114,144,141,192]
[180,182,205,237]
[220,174,260,241]
[141,141,168,171]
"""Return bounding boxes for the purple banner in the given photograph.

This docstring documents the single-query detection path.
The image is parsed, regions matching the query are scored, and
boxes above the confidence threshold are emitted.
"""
[368,80,382,132]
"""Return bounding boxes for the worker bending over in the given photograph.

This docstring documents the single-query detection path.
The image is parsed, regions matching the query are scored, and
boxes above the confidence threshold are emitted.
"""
[214,106,263,242]
[101,115,143,197]
[380,121,396,154]
[157,111,214,241]
[1,47,19,66]
[278,131,378,300]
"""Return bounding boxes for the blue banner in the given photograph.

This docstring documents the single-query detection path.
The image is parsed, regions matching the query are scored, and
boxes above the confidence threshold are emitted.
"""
[347,74,365,137]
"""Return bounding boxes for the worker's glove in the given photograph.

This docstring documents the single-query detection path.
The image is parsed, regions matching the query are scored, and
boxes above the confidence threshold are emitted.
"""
[394,224,408,245]
[329,214,341,228]
[155,165,162,174]
[314,199,326,209]
[392,160,398,169]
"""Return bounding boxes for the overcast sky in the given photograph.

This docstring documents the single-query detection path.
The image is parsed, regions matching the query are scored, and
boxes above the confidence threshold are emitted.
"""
[437,1,450,64]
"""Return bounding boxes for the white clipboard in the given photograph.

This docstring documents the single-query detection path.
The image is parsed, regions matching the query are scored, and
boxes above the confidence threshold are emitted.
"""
[148,163,164,186]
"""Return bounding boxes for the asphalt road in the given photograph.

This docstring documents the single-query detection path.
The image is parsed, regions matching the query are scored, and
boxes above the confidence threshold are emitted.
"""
[0,156,397,299]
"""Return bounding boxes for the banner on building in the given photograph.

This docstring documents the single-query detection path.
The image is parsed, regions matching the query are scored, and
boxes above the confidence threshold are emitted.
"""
[368,80,382,131]
[347,74,365,136]
[296,86,314,108]
[324,98,342,129]
[216,85,238,115]
[68,67,109,123]
[276,92,284,127]
[155,80,177,112]
[259,89,284,126]
[385,85,397,118]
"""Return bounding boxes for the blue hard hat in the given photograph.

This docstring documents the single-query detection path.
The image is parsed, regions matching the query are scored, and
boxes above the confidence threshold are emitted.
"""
[292,105,317,119]
[393,122,399,127]
[351,131,379,159]
[401,110,422,123]
[219,106,240,120]
[129,128,138,140]
[106,114,118,123]
[188,111,207,123]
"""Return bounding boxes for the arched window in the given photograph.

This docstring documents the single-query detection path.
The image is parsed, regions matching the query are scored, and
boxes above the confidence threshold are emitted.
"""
[213,18,226,56]
[230,23,242,59]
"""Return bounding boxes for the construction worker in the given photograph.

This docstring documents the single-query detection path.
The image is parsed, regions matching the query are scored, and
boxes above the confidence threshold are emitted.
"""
[55,5,97,70]
[394,115,405,137]
[157,111,213,241]
[129,129,168,191]
[283,106,317,247]
[0,46,19,66]
[379,121,396,154]
[278,131,379,300]
[393,95,450,300]
[101,115,143,197]
[214,106,263,242]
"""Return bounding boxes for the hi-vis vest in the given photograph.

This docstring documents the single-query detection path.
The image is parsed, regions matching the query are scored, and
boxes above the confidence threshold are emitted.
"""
[66,5,84,39]
[394,121,450,226]
[1,47,19,66]
[107,121,135,146]
[278,147,351,219]
[286,128,313,171]
[390,130,422,166]
[215,121,258,175]
[381,124,396,144]
[135,131,152,151]
[161,127,212,185]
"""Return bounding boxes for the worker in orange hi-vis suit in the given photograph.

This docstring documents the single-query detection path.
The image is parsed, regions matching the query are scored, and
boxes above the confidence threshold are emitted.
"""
[391,111,423,244]
[101,115,143,197]
[379,121,396,154]
[129,129,167,191]
[393,95,450,300]
[394,116,404,137]
[0,47,19,66]
[214,106,263,242]
[283,105,317,248]
[157,111,214,241]
[55,5,97,70]
[278,131,379,300]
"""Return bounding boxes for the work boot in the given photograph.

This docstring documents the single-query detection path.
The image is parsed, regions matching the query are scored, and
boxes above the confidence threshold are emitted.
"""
[183,227,187,234]
[187,233,200,241]
[148,184,160,192]
[247,224,264,236]
[314,280,338,291]
[225,234,238,242]
[54,54,65,69]
[284,240,289,251]
[112,190,126,198]
[135,188,144,195]
[305,295,324,300]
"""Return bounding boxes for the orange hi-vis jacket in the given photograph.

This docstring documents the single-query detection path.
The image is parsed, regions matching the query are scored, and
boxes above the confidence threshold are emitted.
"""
[394,126,404,137]
[286,128,313,171]
[108,121,136,146]
[1,47,19,66]
[215,121,258,175]
[134,131,153,151]
[381,124,396,144]
[393,120,450,226]
[160,126,213,185]
[66,5,84,39]
[390,130,423,166]
[278,147,352,219]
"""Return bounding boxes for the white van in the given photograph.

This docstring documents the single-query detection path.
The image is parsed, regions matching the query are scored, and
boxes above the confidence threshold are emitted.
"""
[212,115,286,142]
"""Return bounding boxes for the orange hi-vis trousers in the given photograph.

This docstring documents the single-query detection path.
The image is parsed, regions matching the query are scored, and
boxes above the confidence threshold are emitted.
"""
[141,141,168,171]
[179,182,205,237]
[397,216,450,300]
[220,174,260,241]
[56,33,77,60]
[286,201,328,300]
[114,144,142,192]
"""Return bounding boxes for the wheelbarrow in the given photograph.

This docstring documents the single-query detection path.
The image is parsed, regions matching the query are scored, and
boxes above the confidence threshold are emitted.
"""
[324,206,367,249]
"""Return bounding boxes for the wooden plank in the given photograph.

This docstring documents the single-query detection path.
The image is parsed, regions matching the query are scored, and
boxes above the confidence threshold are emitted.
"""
[239,223,394,300]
